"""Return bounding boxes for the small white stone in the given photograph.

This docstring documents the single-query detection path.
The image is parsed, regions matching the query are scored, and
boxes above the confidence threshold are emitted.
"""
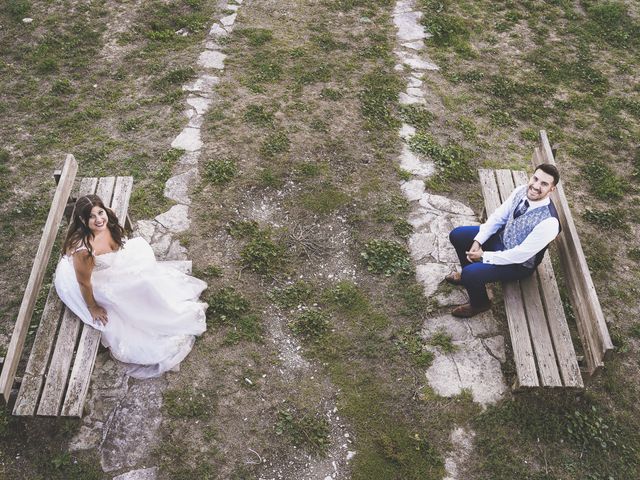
[346,451,356,461]
[406,87,425,98]
[226,4,240,11]
[22,17,33,23]
[112,467,158,480]
[198,50,226,69]
[220,13,236,26]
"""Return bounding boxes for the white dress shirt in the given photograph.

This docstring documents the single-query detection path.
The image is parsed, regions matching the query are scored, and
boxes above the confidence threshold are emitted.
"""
[474,185,560,266]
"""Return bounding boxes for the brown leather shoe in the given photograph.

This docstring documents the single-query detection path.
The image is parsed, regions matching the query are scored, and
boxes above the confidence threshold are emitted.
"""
[451,302,491,318]
[445,271,463,286]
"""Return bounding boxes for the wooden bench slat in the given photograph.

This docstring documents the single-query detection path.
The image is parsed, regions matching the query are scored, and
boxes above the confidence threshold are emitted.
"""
[95,176,116,204]
[519,276,562,386]
[61,326,101,417]
[0,155,78,401]
[478,169,502,214]
[111,176,134,226]
[13,290,64,416]
[536,255,584,387]
[494,169,541,387]
[36,309,82,416]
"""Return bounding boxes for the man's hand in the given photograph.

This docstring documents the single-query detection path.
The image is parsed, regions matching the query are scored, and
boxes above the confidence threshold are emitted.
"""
[466,240,483,263]
[89,304,109,326]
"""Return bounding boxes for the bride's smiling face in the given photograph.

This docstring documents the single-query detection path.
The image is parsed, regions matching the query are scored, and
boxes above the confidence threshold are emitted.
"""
[88,206,109,234]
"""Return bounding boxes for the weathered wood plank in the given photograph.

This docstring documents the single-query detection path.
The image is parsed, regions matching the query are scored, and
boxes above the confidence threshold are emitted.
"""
[519,275,562,386]
[36,309,82,416]
[61,327,101,417]
[13,290,64,415]
[478,169,502,215]
[95,176,116,205]
[111,176,133,226]
[494,169,539,387]
[0,155,78,402]
[534,132,612,373]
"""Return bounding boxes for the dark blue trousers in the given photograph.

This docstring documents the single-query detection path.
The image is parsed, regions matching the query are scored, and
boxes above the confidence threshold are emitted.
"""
[449,226,534,306]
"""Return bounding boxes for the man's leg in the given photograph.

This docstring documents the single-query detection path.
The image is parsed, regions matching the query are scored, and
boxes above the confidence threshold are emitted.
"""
[449,226,480,267]
[461,262,533,307]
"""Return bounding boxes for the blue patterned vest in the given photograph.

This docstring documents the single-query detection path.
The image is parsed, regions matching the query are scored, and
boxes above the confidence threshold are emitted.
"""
[501,187,560,269]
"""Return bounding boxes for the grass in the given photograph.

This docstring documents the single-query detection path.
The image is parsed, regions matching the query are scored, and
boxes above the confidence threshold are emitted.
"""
[203,157,237,185]
[289,309,330,342]
[164,389,215,419]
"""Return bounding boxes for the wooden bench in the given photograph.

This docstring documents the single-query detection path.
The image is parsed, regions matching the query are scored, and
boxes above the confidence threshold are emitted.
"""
[477,130,613,389]
[0,154,134,416]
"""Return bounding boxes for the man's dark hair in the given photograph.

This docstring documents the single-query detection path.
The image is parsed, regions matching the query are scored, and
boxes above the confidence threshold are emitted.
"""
[534,163,560,186]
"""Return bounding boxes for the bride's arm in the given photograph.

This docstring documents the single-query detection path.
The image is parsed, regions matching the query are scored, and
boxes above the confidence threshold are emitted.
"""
[72,252,109,325]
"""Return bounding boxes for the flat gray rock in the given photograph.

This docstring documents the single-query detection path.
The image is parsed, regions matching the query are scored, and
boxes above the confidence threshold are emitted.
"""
[404,56,439,71]
[399,144,435,177]
[415,263,450,297]
[134,220,157,244]
[403,40,426,50]
[407,207,437,230]
[166,239,188,260]
[187,114,204,128]
[155,204,191,233]
[434,289,468,307]
[178,151,200,166]
[220,13,236,26]
[164,169,196,205]
[171,127,202,151]
[437,234,459,263]
[393,0,414,15]
[399,92,425,105]
[394,12,427,42]
[100,378,167,472]
[209,23,228,37]
[198,50,226,69]
[425,337,507,405]
[409,232,437,262]
[443,427,476,480]
[183,74,219,94]
[399,123,416,140]
[400,178,425,201]
[113,467,158,480]
[186,95,212,115]
[406,87,424,97]
[420,193,475,216]
[408,76,423,87]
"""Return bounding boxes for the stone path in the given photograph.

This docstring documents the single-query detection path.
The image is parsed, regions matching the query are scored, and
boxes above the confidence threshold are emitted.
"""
[68,2,244,478]
[392,1,508,478]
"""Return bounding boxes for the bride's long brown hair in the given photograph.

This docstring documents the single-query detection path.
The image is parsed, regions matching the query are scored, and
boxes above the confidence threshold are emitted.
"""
[62,195,125,256]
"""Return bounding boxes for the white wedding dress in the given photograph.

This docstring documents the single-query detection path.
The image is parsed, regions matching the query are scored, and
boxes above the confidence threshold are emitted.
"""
[54,236,207,379]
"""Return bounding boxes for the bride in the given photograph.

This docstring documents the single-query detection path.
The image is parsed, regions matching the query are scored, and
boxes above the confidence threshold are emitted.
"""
[54,194,207,378]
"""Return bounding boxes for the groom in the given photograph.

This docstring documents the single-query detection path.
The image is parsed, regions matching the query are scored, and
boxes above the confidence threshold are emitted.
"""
[446,164,561,318]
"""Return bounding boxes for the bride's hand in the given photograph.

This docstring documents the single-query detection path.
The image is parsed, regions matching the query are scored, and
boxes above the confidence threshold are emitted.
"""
[89,304,108,325]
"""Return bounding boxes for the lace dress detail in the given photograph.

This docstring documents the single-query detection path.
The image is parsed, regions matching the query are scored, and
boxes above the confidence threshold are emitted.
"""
[54,237,207,379]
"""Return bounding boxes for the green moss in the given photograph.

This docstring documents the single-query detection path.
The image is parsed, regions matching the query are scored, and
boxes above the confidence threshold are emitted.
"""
[361,240,412,276]
[275,409,331,454]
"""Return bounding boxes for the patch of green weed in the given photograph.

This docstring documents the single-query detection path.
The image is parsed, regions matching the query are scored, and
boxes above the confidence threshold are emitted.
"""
[239,27,274,46]
[289,309,330,341]
[275,409,331,454]
[204,157,237,185]
[269,281,313,309]
[241,232,287,275]
[260,130,290,157]
[207,287,250,323]
[428,330,457,353]
[361,240,412,276]
[582,159,626,200]
[583,208,627,230]
[243,104,275,126]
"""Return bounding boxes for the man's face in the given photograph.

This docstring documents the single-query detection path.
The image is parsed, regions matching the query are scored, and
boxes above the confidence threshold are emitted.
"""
[526,169,556,201]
